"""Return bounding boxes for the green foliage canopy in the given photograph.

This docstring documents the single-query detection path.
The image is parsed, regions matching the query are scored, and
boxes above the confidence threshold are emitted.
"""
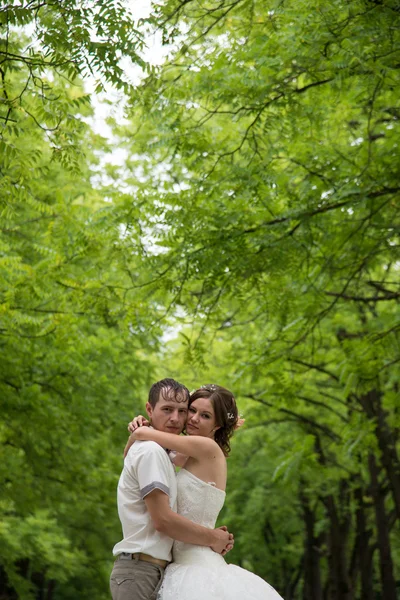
[116,0,400,598]
[1,0,400,599]
[0,7,156,599]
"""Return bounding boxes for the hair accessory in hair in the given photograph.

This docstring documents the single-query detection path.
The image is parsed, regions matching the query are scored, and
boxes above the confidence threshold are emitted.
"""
[202,384,218,391]
[227,412,235,421]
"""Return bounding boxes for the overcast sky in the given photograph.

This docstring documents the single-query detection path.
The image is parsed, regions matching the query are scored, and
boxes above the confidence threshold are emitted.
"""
[87,0,168,141]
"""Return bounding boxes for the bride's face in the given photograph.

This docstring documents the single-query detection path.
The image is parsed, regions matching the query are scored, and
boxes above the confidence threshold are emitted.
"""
[186,397,220,438]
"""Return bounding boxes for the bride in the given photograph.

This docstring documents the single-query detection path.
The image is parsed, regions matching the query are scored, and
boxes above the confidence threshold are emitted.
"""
[125,384,284,600]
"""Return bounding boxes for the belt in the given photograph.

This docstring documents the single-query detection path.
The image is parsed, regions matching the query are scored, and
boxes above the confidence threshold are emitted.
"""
[119,552,169,568]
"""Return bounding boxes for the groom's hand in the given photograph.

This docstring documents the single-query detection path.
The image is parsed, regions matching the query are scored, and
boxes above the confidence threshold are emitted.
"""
[210,525,234,555]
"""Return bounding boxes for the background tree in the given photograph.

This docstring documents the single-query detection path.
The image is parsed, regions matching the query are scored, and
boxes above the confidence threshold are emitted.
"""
[115,0,400,597]
[0,6,156,599]
[1,0,400,598]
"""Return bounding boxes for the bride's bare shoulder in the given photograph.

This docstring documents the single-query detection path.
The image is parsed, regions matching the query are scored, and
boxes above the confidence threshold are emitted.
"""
[189,436,224,458]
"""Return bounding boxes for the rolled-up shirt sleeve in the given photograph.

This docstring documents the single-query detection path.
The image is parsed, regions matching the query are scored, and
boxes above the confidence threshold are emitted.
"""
[135,442,172,499]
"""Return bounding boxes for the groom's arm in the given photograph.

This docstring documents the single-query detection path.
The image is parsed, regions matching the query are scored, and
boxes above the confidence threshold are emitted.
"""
[145,490,233,555]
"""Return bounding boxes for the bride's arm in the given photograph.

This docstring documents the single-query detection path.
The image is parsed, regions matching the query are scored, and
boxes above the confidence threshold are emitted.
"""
[130,427,222,460]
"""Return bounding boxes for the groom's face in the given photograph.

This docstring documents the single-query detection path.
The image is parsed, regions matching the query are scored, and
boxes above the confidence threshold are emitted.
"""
[146,396,188,434]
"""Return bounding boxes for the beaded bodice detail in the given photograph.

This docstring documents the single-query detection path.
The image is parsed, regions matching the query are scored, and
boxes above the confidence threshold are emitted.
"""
[172,469,226,566]
[160,468,285,600]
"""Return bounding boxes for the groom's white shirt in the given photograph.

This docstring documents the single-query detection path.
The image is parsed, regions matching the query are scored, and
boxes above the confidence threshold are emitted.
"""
[112,440,177,561]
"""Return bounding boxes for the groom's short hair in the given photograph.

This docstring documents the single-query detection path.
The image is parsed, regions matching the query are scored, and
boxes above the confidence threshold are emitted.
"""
[148,378,190,408]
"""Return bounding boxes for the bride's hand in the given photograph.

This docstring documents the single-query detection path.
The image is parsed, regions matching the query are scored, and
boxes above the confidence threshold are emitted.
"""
[221,537,234,556]
[171,451,188,468]
[210,526,234,555]
[128,415,150,433]
[219,526,234,555]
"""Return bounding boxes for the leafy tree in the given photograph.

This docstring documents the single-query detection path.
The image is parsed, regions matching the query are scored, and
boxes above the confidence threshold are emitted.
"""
[115,0,400,598]
[2,0,400,598]
[0,17,157,600]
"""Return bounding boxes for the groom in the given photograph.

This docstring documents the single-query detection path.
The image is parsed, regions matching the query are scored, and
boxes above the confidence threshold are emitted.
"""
[110,378,233,600]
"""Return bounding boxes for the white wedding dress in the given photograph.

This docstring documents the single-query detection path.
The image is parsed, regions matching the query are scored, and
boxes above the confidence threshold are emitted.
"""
[159,469,284,600]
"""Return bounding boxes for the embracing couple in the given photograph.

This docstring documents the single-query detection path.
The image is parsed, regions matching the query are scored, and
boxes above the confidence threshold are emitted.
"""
[110,378,283,600]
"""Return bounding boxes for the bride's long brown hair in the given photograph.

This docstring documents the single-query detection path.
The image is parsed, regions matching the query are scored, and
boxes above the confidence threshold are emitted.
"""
[189,385,238,456]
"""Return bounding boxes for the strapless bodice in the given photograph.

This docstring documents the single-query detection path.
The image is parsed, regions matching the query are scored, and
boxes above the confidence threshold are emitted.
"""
[161,469,285,600]
[172,469,226,566]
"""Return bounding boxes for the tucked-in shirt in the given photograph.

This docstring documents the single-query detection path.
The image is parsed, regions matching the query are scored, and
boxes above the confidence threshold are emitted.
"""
[112,440,177,561]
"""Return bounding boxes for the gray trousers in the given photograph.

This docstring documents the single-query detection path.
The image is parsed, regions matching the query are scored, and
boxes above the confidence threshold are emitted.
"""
[110,556,165,600]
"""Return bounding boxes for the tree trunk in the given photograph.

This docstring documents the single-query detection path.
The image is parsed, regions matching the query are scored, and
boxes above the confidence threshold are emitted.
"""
[360,389,400,519]
[368,453,397,600]
[350,486,374,600]
[314,436,352,600]
[0,564,18,600]
[300,491,323,600]
[286,557,303,600]
[46,580,55,600]
[324,492,353,600]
